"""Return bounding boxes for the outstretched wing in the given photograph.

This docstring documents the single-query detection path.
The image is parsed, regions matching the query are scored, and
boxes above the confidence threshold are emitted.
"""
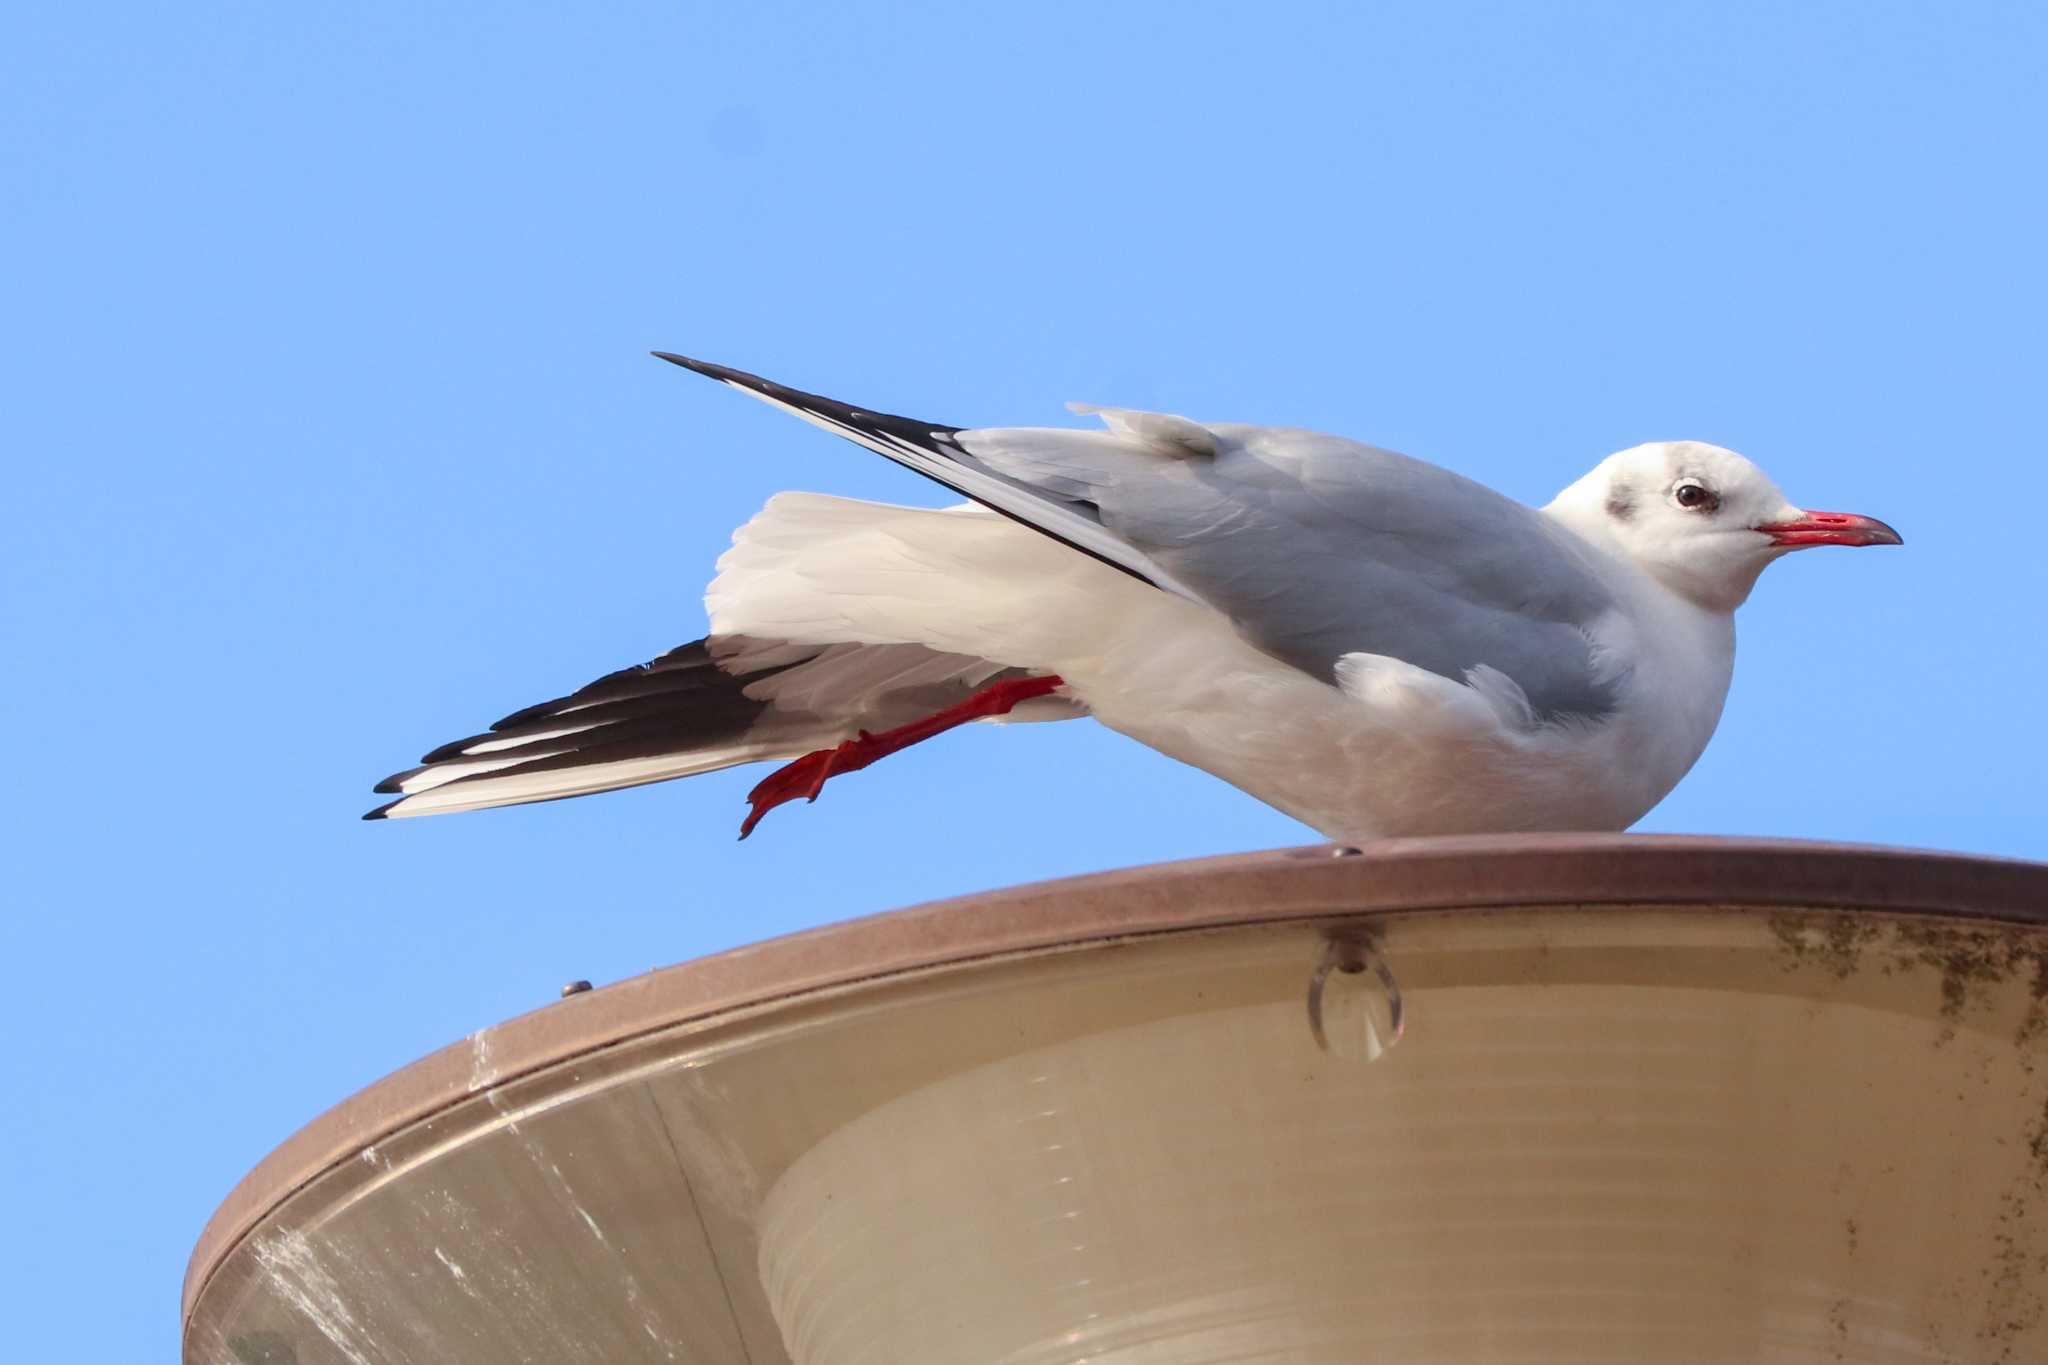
[366,636,1070,819]
[661,356,1625,723]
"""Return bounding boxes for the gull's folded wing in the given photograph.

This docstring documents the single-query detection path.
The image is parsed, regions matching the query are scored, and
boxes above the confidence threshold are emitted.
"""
[664,356,1626,724]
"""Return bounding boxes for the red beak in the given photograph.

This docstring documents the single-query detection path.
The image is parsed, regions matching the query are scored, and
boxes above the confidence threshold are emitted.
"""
[1756,510,1904,548]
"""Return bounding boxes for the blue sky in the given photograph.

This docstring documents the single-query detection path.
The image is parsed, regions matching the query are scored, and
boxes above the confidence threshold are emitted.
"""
[4,3,2044,1354]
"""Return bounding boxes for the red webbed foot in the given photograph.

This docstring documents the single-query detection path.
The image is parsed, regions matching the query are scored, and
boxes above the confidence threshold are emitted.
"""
[737,674,1064,839]
[739,732,875,839]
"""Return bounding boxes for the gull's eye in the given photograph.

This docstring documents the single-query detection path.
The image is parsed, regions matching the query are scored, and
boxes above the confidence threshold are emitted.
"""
[1673,481,1717,511]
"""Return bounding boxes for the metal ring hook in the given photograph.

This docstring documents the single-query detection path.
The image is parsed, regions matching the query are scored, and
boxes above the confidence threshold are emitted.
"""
[1306,932,1405,1056]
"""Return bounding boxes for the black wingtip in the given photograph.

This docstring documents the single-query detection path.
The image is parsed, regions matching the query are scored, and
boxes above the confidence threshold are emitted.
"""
[420,735,484,764]
[650,352,963,450]
[362,801,397,821]
[371,772,408,794]
[652,351,725,379]
[651,352,787,398]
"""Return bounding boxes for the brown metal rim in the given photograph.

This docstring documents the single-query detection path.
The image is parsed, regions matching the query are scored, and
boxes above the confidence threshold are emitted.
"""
[182,833,2048,1325]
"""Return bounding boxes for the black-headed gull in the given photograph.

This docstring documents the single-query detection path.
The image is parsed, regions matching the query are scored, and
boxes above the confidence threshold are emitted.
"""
[367,356,1900,839]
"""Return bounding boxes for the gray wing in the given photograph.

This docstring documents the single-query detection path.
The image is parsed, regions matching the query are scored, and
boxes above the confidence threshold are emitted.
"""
[657,356,1623,724]
[962,419,1624,722]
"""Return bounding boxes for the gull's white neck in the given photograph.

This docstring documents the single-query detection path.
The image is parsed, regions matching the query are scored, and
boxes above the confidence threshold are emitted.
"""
[1539,495,1740,818]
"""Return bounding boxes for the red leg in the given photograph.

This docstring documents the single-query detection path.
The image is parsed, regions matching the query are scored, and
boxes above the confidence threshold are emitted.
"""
[739,674,1065,839]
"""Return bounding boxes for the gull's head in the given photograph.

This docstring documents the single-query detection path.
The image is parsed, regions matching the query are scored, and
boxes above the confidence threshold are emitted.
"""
[1549,441,1902,612]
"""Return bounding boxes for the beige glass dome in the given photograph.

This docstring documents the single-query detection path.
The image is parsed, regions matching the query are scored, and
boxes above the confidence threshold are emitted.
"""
[183,835,2048,1365]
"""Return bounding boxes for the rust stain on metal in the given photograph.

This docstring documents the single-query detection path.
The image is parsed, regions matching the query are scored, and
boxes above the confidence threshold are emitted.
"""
[1983,1182,2046,1362]
[1890,920,2048,1025]
[2019,955,2048,1056]
[1770,910,2048,1359]
[1770,912,2048,1038]
[1980,1023,2048,1360]
[1766,912,1885,980]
